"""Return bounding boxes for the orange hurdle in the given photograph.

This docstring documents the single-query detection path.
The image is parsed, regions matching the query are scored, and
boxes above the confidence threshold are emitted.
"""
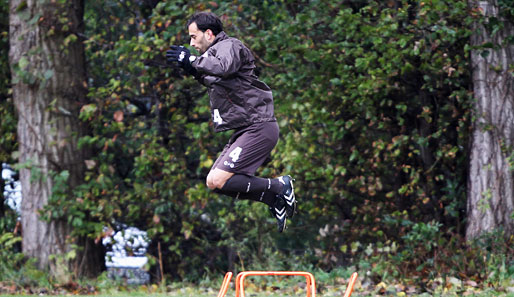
[215,270,358,297]
[217,272,233,297]
[343,272,358,297]
[235,271,316,297]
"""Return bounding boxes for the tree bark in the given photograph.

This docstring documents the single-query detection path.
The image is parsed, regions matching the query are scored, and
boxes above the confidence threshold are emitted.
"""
[9,0,104,278]
[467,0,514,240]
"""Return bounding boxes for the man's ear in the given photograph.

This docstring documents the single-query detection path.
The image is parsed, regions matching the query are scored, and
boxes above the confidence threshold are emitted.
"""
[205,29,215,41]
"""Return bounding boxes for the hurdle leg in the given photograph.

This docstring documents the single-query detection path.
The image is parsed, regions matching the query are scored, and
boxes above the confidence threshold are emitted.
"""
[217,272,233,297]
[342,272,358,297]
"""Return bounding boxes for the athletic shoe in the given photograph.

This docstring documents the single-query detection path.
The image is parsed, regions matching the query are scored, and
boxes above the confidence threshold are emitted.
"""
[269,196,287,232]
[278,175,296,218]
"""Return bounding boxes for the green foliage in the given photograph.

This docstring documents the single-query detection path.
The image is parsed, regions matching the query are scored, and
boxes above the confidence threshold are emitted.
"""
[5,0,508,289]
[471,229,514,285]
[76,0,226,280]
[0,0,17,241]
[0,231,53,290]
[60,0,478,282]
[232,0,473,271]
[357,226,514,287]
[498,0,514,25]
[1,0,512,295]
[0,232,22,270]
[0,0,16,167]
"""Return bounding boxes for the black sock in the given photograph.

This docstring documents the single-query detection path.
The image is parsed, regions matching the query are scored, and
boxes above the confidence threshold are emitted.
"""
[214,174,282,207]
[222,174,282,194]
[214,189,277,207]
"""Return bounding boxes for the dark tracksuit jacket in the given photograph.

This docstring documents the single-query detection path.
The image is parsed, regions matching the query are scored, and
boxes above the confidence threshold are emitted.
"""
[191,31,276,132]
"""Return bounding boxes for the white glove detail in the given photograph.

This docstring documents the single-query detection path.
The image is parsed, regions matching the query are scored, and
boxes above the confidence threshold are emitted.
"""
[178,51,185,62]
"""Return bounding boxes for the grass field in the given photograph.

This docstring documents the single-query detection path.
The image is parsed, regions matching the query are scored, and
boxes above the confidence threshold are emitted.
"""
[2,270,513,297]
[2,282,511,297]
[1,287,514,297]
[2,291,514,297]
[3,281,514,297]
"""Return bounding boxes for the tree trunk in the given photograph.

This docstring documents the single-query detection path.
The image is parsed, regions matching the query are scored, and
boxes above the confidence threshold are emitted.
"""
[9,0,104,278]
[467,0,514,240]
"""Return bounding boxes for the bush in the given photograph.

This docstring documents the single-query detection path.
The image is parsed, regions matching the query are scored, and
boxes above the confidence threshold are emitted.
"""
[6,0,486,285]
[355,226,514,291]
[67,0,477,281]
[0,231,52,291]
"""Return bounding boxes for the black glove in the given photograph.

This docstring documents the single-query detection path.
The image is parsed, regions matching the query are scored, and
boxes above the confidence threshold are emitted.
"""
[166,45,197,76]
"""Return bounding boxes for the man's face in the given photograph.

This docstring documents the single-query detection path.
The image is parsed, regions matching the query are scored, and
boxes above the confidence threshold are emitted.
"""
[188,22,213,54]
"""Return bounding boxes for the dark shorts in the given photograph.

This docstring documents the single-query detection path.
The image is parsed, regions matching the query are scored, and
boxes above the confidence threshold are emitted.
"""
[212,121,279,175]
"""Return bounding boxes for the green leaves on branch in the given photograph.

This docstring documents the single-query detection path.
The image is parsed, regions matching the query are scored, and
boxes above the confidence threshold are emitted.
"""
[4,0,480,282]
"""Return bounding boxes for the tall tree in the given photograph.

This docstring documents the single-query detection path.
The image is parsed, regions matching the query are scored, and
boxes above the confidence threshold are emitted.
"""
[467,0,514,239]
[9,0,104,278]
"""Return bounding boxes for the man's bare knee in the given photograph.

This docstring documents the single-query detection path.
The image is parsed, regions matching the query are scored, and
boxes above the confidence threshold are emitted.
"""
[206,180,217,190]
[207,169,233,190]
[208,177,224,190]
[206,174,216,190]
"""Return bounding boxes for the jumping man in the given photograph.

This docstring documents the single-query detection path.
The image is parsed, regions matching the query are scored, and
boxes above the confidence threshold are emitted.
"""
[166,12,296,232]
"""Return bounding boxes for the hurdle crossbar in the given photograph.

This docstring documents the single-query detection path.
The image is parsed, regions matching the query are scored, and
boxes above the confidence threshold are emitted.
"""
[234,271,316,297]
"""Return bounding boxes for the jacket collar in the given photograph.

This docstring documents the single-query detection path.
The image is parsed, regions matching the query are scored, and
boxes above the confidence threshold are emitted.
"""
[208,31,228,49]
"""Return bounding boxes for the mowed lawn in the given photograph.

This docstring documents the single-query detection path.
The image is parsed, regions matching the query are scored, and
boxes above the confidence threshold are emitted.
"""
[1,275,513,297]
[1,286,513,297]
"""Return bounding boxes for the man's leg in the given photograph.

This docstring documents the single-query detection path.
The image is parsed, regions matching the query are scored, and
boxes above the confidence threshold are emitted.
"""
[207,122,295,231]
[207,168,280,206]
[208,169,288,232]
[206,122,282,200]
[206,168,234,190]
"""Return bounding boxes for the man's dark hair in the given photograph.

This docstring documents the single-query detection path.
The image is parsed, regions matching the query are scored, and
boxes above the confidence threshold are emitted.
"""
[187,12,223,36]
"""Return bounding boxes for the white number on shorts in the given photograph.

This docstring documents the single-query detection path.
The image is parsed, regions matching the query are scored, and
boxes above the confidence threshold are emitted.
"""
[213,109,223,125]
[229,146,242,162]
